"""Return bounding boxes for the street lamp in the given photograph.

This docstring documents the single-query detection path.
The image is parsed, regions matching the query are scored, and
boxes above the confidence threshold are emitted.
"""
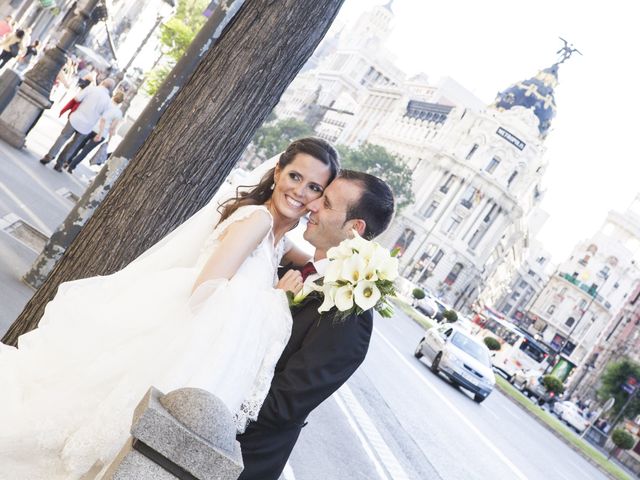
[0,0,105,148]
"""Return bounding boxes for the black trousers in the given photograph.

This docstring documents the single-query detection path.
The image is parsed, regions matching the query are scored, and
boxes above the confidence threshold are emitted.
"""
[236,422,303,480]
[66,132,104,171]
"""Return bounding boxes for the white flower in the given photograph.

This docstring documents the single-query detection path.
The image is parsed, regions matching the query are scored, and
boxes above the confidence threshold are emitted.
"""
[377,255,399,281]
[334,284,355,311]
[324,257,344,283]
[348,230,370,254]
[354,281,381,311]
[293,277,323,304]
[327,242,353,260]
[340,254,366,283]
[318,284,338,313]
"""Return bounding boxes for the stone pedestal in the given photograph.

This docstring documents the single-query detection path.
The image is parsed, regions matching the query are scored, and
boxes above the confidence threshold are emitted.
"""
[0,69,21,115]
[103,387,244,480]
[0,80,51,148]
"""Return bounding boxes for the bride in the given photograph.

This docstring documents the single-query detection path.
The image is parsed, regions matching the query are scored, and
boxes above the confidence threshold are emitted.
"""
[0,137,339,479]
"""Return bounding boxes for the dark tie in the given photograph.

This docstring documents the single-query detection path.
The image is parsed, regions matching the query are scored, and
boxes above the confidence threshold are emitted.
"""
[300,262,317,281]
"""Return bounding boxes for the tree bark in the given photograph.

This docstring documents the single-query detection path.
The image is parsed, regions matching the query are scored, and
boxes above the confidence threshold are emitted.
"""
[3,0,345,346]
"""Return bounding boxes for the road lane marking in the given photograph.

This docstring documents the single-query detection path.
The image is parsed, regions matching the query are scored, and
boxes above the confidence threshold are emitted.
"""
[336,384,411,480]
[334,391,389,480]
[373,327,529,480]
[282,462,296,480]
[0,182,51,234]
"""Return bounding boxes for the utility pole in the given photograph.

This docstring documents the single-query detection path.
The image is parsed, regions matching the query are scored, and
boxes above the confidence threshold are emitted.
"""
[4,0,347,345]
[0,0,106,148]
[22,0,245,289]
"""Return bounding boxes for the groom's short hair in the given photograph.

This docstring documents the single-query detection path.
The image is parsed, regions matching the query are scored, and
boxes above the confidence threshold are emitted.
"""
[339,170,394,240]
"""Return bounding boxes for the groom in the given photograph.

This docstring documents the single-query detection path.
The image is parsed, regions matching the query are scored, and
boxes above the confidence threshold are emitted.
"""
[237,169,395,480]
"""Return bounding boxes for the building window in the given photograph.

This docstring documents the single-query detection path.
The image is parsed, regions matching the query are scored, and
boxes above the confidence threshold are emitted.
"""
[444,216,461,235]
[560,287,568,295]
[519,280,529,289]
[578,254,590,266]
[598,266,610,279]
[578,299,587,310]
[485,156,500,173]
[444,262,463,285]
[511,291,520,300]
[547,305,556,315]
[565,317,575,327]
[440,174,455,194]
[465,143,478,160]
[422,200,439,218]
[587,244,598,255]
[507,170,518,187]
[501,303,513,315]
[536,256,546,264]
[468,229,483,249]
[460,186,476,209]
[392,228,415,257]
[483,203,498,223]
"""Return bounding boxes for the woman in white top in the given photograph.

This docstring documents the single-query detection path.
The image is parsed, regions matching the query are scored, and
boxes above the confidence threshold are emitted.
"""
[0,137,339,479]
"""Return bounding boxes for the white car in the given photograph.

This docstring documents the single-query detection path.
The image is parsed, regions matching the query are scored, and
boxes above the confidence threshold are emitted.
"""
[414,325,496,403]
[553,401,590,433]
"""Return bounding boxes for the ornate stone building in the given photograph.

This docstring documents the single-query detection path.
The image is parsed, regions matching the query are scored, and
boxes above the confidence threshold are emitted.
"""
[273,2,576,312]
[527,197,640,392]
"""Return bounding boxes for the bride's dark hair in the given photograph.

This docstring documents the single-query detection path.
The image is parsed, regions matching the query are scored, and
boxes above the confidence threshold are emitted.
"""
[218,137,340,224]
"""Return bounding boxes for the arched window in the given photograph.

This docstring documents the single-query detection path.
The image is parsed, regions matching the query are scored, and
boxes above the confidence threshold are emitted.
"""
[393,228,415,257]
[565,317,575,327]
[547,305,556,315]
[587,244,598,255]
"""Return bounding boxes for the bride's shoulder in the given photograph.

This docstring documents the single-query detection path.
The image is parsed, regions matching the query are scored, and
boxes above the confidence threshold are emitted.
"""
[213,204,273,241]
[227,204,272,226]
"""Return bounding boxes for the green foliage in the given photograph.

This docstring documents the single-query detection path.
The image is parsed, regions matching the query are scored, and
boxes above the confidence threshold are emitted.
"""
[542,375,565,395]
[483,337,501,351]
[443,309,458,323]
[412,288,425,300]
[611,429,635,450]
[597,358,640,419]
[144,0,210,95]
[337,143,415,211]
[251,118,315,160]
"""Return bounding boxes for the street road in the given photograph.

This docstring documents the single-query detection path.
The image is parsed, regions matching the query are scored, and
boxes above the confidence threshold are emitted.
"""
[286,309,608,480]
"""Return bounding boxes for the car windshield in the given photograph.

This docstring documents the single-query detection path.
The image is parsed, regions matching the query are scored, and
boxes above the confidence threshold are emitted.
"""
[450,332,490,366]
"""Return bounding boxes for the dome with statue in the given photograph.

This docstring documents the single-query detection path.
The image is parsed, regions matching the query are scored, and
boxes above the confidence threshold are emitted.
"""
[493,63,560,138]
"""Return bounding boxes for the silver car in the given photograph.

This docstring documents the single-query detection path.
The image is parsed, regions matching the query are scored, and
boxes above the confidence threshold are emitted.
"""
[414,325,496,403]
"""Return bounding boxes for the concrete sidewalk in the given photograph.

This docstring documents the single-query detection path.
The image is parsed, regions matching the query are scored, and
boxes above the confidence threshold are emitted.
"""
[0,104,96,336]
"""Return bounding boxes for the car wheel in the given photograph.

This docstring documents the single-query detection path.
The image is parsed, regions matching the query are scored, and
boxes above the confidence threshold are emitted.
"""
[431,352,442,374]
[414,338,425,359]
[473,393,487,403]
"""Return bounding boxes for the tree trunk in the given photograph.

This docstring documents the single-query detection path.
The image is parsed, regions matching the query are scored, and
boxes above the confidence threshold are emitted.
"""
[3,0,345,346]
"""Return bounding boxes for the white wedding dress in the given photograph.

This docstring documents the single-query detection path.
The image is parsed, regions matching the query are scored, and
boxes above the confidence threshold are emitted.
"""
[0,204,293,479]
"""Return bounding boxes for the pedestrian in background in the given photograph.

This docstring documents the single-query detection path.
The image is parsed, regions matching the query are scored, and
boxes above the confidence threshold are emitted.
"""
[0,29,25,70]
[15,39,39,73]
[65,90,124,173]
[0,15,15,39]
[40,78,115,171]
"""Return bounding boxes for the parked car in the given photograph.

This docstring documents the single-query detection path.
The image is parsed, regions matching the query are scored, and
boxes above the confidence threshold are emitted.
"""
[511,369,559,406]
[416,295,449,322]
[553,401,590,433]
[414,324,495,403]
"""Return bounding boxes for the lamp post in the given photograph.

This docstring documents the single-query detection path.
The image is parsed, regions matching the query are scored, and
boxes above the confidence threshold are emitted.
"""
[0,0,105,148]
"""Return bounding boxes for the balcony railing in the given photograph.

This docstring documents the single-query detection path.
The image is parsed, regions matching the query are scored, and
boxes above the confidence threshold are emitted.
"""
[439,185,450,194]
[461,199,473,209]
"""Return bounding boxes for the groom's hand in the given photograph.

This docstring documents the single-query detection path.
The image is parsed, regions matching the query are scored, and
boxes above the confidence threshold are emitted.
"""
[276,270,303,295]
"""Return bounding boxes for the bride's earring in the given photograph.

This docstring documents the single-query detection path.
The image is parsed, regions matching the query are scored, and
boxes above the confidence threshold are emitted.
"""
[270,182,275,191]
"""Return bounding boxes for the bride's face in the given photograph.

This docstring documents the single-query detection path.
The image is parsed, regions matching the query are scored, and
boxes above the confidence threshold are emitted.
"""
[272,153,332,222]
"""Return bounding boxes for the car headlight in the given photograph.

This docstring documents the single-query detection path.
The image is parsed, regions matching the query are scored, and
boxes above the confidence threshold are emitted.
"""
[443,351,463,368]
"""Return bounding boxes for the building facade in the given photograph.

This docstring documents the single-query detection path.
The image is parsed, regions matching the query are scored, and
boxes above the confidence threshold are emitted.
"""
[272,2,575,312]
[527,197,640,389]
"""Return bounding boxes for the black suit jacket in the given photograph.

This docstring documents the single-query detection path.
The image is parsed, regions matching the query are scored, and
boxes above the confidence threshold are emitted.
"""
[237,295,374,480]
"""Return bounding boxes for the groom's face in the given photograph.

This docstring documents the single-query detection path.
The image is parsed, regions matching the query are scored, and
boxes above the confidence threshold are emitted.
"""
[303,178,364,257]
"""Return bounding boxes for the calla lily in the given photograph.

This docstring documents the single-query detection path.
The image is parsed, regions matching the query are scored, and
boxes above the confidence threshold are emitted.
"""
[318,285,338,313]
[377,255,399,281]
[348,229,370,254]
[327,241,353,260]
[334,284,355,311]
[324,258,344,283]
[340,254,366,283]
[293,278,323,303]
[354,281,381,311]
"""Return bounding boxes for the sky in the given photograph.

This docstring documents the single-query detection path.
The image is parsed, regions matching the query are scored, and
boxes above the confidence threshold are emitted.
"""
[332,0,640,263]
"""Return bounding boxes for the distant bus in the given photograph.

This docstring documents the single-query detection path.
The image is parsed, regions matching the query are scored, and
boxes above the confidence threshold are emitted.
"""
[472,309,550,379]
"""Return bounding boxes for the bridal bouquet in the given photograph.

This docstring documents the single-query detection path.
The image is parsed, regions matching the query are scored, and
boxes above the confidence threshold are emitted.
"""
[293,232,399,320]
